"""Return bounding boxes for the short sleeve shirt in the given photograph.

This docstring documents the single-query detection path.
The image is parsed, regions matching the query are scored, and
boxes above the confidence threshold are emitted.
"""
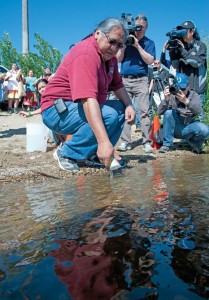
[120,36,156,76]
[41,36,124,111]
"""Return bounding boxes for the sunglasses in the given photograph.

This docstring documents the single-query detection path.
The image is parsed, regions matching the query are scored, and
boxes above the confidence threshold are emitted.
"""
[103,32,124,50]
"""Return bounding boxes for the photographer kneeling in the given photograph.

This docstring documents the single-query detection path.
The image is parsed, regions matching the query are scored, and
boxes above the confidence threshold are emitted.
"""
[158,73,209,154]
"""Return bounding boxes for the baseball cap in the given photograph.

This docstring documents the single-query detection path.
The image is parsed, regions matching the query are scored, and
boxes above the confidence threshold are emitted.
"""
[178,20,195,30]
[175,73,189,89]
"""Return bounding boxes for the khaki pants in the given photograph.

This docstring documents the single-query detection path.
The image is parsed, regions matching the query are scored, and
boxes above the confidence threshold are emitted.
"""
[120,76,151,145]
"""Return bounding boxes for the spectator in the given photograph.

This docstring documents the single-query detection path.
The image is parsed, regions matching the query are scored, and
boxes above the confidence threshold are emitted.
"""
[20,79,47,118]
[0,73,6,110]
[42,67,53,81]
[41,18,135,172]
[167,20,207,107]
[5,62,20,114]
[116,14,155,153]
[20,79,65,145]
[158,73,209,154]
[149,59,170,108]
[23,69,38,111]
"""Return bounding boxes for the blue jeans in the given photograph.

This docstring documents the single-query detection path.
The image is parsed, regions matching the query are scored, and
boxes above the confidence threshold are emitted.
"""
[42,100,125,160]
[162,109,209,147]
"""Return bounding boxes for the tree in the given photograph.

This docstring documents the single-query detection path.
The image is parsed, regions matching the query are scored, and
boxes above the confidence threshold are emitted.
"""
[0,32,63,77]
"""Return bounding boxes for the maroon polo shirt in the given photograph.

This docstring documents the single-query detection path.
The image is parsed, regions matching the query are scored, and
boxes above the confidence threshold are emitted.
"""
[41,36,123,111]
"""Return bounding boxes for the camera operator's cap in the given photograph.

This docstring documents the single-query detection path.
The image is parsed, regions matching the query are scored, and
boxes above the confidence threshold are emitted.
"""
[178,21,195,30]
[175,73,189,89]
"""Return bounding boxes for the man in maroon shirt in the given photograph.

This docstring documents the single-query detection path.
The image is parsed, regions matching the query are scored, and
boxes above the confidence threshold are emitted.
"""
[41,18,135,172]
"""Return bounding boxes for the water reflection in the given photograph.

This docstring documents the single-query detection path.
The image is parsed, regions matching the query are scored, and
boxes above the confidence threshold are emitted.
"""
[0,156,209,299]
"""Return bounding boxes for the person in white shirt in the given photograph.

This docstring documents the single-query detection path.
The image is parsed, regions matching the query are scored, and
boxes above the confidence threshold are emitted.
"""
[5,62,20,114]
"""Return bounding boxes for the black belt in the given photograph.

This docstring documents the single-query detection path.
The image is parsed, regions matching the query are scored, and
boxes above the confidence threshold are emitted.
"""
[121,74,145,79]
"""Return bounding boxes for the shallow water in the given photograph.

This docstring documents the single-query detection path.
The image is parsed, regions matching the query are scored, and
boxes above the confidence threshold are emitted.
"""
[0,156,209,299]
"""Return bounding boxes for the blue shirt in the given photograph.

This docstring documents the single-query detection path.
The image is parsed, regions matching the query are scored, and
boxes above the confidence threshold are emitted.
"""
[25,76,37,92]
[120,36,156,76]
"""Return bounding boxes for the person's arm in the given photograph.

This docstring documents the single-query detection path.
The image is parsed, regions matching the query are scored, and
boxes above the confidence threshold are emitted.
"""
[149,79,154,94]
[19,108,41,117]
[115,47,125,62]
[158,87,171,115]
[180,42,207,68]
[113,87,135,125]
[160,41,169,66]
[133,36,154,65]
[4,72,12,81]
[81,98,120,169]
[176,90,202,115]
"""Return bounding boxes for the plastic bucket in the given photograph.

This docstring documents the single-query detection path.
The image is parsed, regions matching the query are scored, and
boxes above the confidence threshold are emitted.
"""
[26,123,48,152]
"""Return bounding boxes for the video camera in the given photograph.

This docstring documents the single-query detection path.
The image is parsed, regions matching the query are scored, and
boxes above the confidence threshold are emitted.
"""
[166,28,187,50]
[152,66,160,79]
[168,76,181,95]
[121,13,142,45]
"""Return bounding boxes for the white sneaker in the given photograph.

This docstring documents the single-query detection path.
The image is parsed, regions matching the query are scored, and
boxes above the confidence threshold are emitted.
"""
[53,147,80,172]
[117,142,132,151]
[143,143,154,153]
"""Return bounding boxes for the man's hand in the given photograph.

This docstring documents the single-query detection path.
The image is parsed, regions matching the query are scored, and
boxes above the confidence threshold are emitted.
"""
[176,90,189,105]
[125,105,135,125]
[164,86,171,100]
[176,39,184,49]
[97,141,115,169]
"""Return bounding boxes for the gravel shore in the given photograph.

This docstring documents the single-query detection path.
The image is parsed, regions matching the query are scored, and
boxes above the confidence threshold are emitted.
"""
[0,111,201,183]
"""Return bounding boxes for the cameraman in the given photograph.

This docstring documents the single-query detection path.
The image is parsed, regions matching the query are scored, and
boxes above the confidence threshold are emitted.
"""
[149,60,170,108]
[167,21,207,107]
[158,73,209,154]
[117,14,155,153]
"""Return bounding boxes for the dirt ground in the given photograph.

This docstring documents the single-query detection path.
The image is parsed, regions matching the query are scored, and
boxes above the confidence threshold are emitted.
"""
[0,110,202,183]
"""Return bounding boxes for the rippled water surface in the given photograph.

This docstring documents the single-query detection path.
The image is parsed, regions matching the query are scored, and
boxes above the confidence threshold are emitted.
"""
[1,156,209,300]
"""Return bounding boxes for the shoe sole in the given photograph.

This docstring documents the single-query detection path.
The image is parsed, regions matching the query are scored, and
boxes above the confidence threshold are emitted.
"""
[117,148,127,152]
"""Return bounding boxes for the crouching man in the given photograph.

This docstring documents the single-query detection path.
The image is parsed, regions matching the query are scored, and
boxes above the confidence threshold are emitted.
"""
[158,73,209,153]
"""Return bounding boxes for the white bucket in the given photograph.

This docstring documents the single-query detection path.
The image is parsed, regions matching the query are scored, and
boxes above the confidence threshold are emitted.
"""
[26,123,48,152]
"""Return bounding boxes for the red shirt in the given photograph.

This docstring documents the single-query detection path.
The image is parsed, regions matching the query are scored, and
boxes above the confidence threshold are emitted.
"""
[41,36,124,111]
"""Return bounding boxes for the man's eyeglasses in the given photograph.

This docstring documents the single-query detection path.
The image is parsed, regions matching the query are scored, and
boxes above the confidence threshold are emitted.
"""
[103,32,124,50]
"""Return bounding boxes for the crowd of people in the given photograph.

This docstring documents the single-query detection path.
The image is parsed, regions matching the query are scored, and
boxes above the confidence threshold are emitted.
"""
[0,64,53,113]
[0,15,208,173]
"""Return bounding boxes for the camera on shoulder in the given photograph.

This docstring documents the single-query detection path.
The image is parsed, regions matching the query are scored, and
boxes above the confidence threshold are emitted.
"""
[166,28,187,50]
[121,13,142,45]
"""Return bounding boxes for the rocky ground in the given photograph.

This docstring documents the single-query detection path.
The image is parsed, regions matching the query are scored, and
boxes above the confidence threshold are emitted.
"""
[0,110,205,184]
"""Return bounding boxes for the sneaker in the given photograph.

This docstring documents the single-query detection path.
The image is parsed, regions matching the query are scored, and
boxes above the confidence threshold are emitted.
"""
[188,141,204,154]
[8,109,13,114]
[14,108,19,114]
[143,143,154,153]
[53,147,80,172]
[159,145,172,153]
[117,142,133,151]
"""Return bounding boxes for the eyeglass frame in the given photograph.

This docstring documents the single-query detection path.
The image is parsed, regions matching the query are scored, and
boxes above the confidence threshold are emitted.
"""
[102,32,124,50]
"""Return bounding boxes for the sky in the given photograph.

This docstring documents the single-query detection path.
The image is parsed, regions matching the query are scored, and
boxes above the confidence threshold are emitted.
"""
[0,0,209,61]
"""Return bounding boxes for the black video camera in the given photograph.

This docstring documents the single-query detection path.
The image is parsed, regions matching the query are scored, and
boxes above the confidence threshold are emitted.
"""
[152,66,160,79]
[168,76,181,95]
[121,13,142,45]
[166,28,187,50]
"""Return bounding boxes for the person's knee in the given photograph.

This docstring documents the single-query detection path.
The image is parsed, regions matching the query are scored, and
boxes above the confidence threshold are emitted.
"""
[164,109,173,119]
[197,123,209,137]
